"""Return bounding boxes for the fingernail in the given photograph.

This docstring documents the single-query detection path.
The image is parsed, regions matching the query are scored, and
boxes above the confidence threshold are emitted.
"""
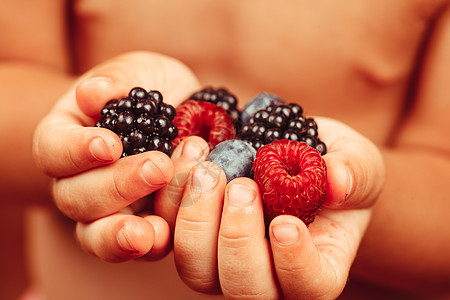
[89,137,113,162]
[141,160,168,187]
[181,141,206,161]
[117,224,138,253]
[80,76,113,92]
[345,165,353,201]
[227,184,256,207]
[191,167,219,192]
[87,76,113,85]
[272,223,299,245]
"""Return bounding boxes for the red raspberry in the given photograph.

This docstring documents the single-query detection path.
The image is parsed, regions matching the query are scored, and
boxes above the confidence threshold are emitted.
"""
[172,100,236,151]
[253,139,327,226]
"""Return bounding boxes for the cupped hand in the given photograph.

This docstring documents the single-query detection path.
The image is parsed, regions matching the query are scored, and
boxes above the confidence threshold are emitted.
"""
[32,51,200,262]
[169,117,385,299]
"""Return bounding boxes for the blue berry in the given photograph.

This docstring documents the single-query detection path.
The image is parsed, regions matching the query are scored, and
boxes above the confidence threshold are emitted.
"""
[207,140,256,183]
[240,92,284,124]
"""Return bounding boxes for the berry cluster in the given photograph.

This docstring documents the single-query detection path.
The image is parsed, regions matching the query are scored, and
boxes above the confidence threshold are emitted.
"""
[95,87,177,157]
[238,102,327,155]
[188,86,241,131]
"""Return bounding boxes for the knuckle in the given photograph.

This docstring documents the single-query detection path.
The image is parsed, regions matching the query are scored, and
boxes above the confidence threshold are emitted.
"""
[181,272,220,295]
[219,230,252,249]
[111,171,133,205]
[52,180,86,222]
[221,282,275,300]
[176,217,209,234]
[32,124,53,176]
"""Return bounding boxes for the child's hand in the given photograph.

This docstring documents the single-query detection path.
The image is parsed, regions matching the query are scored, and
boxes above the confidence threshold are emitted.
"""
[164,117,385,298]
[32,51,200,262]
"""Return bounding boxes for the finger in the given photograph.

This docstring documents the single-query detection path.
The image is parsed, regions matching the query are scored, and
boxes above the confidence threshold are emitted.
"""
[33,120,123,177]
[140,215,172,261]
[173,161,226,294]
[53,151,174,222]
[269,209,370,300]
[76,212,155,263]
[218,178,281,299]
[154,136,209,230]
[316,117,385,209]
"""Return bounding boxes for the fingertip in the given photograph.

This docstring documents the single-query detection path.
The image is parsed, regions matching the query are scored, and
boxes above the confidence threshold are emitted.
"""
[141,151,175,187]
[141,215,172,260]
[172,136,209,162]
[76,214,155,263]
[270,215,306,246]
[88,132,123,163]
[225,178,259,208]
[76,76,127,117]
[115,216,155,259]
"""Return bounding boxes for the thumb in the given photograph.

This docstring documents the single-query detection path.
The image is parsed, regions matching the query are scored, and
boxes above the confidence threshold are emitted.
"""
[75,51,200,118]
[316,117,385,209]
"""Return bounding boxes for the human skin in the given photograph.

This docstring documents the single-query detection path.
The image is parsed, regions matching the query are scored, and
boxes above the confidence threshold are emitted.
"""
[2,0,450,298]
[33,51,384,299]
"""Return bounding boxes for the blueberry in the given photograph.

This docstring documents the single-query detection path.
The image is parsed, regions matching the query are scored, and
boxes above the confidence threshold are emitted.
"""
[240,92,284,124]
[207,140,256,183]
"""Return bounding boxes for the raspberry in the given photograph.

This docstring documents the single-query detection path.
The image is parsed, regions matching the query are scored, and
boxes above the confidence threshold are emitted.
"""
[188,86,241,131]
[238,101,327,155]
[172,100,236,151]
[253,139,327,226]
[95,87,177,157]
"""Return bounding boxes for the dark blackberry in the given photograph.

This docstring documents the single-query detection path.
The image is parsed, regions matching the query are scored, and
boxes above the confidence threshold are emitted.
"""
[129,87,147,100]
[95,87,177,157]
[251,124,267,139]
[316,141,327,156]
[267,113,288,129]
[136,99,158,116]
[237,99,327,155]
[264,128,282,144]
[282,129,301,141]
[146,135,164,152]
[159,103,176,121]
[301,135,317,148]
[287,117,306,132]
[117,97,136,112]
[188,86,241,131]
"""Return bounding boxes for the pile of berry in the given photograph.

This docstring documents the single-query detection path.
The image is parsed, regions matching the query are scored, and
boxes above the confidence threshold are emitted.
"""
[95,86,328,226]
[95,87,177,157]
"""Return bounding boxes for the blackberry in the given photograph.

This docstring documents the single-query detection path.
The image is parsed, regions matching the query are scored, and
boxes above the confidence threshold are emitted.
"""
[95,87,177,157]
[238,100,327,155]
[188,86,241,131]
